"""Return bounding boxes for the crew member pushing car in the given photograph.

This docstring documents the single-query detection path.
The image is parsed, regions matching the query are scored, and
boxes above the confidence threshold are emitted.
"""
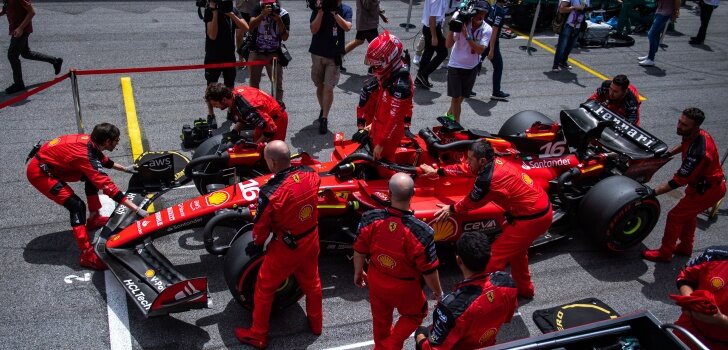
[26,123,148,270]
[235,140,322,349]
[355,31,414,162]
[640,107,726,262]
[431,141,552,299]
[587,74,642,125]
[415,232,518,350]
[204,83,288,143]
[353,173,443,350]
[672,246,728,349]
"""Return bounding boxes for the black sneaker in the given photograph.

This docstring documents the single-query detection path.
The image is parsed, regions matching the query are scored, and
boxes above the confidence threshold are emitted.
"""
[318,117,328,134]
[689,37,703,45]
[558,63,573,70]
[468,91,477,98]
[4,83,26,94]
[53,58,64,75]
[340,66,347,73]
[552,65,560,72]
[415,73,433,89]
[490,91,510,101]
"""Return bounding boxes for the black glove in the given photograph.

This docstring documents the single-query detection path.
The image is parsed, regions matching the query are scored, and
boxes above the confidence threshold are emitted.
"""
[635,185,656,199]
[245,241,264,256]
[352,129,370,144]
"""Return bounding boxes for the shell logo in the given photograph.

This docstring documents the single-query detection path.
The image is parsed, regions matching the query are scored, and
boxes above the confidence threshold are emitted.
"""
[479,328,497,345]
[206,191,230,206]
[389,222,398,232]
[495,159,503,165]
[145,269,155,278]
[431,218,458,241]
[81,136,89,140]
[486,290,495,303]
[711,277,725,290]
[111,234,120,241]
[299,204,313,221]
[377,254,396,269]
[293,174,301,183]
[48,137,60,146]
[522,173,534,186]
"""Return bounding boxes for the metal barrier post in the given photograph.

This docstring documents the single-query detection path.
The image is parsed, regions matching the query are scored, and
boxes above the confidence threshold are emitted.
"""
[70,69,84,133]
[400,0,416,31]
[519,0,541,53]
[271,57,278,100]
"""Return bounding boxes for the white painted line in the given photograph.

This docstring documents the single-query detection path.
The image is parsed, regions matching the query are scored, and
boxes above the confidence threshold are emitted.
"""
[514,35,559,40]
[106,270,132,350]
[322,286,336,291]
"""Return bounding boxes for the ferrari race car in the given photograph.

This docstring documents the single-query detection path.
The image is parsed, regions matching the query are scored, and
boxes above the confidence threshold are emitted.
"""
[96,101,672,317]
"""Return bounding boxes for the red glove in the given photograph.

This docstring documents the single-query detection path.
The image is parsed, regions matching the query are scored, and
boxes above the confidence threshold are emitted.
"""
[670,290,719,315]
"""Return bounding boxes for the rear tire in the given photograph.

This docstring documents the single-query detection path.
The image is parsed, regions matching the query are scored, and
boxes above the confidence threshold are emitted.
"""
[223,229,303,311]
[578,176,660,251]
[191,135,230,194]
[498,110,555,137]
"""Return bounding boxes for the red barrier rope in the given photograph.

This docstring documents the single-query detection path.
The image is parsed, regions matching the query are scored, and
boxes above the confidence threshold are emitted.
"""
[0,73,69,110]
[0,59,271,110]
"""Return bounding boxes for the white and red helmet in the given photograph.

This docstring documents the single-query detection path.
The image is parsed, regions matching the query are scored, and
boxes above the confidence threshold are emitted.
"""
[365,31,404,78]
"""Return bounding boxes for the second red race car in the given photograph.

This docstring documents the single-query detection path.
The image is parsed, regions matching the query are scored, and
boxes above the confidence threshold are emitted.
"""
[96,101,672,317]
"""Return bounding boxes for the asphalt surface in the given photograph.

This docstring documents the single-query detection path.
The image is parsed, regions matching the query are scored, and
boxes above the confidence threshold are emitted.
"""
[1,1,727,349]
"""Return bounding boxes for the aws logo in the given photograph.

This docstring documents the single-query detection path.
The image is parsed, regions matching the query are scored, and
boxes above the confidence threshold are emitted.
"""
[711,277,725,290]
[206,191,230,206]
[431,218,458,241]
[377,254,396,269]
[299,204,313,221]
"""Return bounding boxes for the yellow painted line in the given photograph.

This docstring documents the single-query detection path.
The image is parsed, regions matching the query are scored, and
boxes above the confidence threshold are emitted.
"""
[120,77,155,212]
[510,28,647,101]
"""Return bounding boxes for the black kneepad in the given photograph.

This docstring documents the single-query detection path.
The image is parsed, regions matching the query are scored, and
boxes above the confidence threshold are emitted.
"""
[63,195,87,226]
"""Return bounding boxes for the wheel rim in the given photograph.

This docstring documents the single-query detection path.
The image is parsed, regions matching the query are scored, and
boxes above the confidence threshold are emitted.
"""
[235,256,302,309]
[608,203,657,250]
[622,216,643,236]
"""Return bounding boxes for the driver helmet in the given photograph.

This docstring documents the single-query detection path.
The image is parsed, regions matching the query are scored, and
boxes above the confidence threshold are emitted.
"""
[364,31,404,79]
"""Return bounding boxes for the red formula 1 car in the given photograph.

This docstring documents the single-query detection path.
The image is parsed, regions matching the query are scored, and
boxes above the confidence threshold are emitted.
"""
[96,101,672,317]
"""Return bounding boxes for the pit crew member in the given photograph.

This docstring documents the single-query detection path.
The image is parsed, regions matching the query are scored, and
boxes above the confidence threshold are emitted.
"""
[353,173,443,350]
[235,141,323,348]
[672,246,728,349]
[356,31,414,161]
[414,231,518,350]
[586,74,642,125]
[204,83,288,143]
[432,141,552,298]
[641,108,726,262]
[26,123,148,270]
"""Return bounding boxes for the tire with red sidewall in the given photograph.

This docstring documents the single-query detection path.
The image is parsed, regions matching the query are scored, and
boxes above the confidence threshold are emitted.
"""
[578,175,661,251]
[223,229,303,311]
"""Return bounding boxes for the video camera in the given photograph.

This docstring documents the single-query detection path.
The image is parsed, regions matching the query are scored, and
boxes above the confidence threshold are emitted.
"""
[449,0,477,33]
[196,0,234,20]
[264,2,282,15]
[307,0,338,13]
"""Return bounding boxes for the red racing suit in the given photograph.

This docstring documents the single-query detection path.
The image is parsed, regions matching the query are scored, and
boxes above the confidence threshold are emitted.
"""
[354,206,439,350]
[675,246,728,350]
[658,129,726,256]
[588,81,642,125]
[452,158,552,297]
[417,272,518,350]
[249,165,322,336]
[356,69,414,162]
[231,85,288,141]
[26,134,124,211]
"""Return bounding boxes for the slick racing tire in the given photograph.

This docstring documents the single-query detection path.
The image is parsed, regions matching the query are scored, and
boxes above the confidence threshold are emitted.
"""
[223,229,303,311]
[498,110,555,137]
[191,134,231,195]
[579,176,660,251]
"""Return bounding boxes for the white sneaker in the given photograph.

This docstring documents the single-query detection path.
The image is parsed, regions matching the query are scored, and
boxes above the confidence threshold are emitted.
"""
[638,59,655,66]
[413,55,421,65]
[637,55,648,61]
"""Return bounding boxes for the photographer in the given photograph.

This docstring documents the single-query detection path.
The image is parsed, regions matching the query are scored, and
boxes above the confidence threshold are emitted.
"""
[444,1,491,123]
[309,0,353,134]
[247,0,290,102]
[204,0,249,126]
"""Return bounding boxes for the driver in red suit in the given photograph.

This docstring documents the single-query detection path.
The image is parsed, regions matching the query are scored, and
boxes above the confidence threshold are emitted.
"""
[26,123,148,270]
[235,140,322,349]
[355,31,414,162]
[205,83,288,143]
[353,173,443,350]
[640,108,726,262]
[673,246,728,350]
[587,74,642,125]
[431,141,552,299]
[415,231,519,350]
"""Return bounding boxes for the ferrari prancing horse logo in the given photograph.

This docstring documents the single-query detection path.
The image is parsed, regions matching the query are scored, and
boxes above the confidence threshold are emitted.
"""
[292,174,301,183]
[389,222,397,232]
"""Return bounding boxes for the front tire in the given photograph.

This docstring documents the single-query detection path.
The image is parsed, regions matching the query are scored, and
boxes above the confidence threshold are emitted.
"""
[223,229,303,311]
[578,176,660,251]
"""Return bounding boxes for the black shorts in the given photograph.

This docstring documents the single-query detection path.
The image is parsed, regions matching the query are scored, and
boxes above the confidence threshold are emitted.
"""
[447,67,477,98]
[355,29,379,42]
[205,67,236,87]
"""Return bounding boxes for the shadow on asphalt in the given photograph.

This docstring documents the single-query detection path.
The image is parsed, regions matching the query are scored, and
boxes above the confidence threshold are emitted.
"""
[465,97,498,117]
[23,229,80,270]
[543,69,587,88]
[290,123,334,156]
[0,82,44,108]
[413,87,442,106]
[643,66,667,77]
[637,254,691,303]
[128,308,212,349]
[337,71,367,95]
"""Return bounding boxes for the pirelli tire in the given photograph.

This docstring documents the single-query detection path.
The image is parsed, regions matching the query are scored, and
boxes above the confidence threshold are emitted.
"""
[498,110,555,136]
[190,134,230,194]
[223,229,303,311]
[578,176,661,252]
